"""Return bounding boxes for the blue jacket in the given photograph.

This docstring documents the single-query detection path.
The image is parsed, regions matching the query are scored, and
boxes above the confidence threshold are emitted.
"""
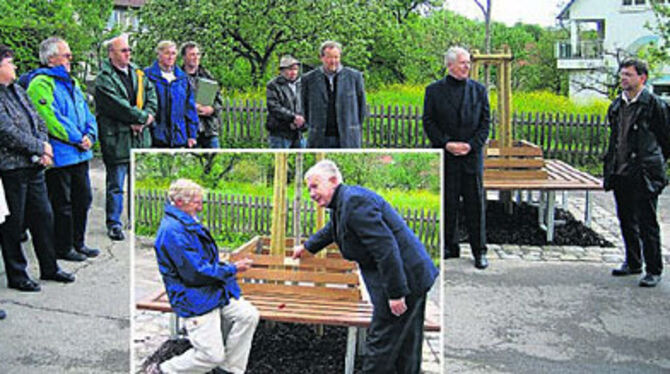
[154,204,241,318]
[23,65,97,168]
[305,184,438,319]
[144,61,198,147]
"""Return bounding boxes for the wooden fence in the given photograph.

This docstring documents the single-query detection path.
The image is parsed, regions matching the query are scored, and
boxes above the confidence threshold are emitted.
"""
[219,99,609,165]
[135,189,441,257]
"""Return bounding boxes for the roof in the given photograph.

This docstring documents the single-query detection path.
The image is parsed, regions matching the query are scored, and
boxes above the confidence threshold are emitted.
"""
[114,0,146,7]
[557,0,578,20]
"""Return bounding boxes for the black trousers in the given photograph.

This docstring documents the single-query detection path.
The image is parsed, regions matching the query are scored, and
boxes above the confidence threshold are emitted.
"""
[445,161,486,258]
[613,175,663,275]
[0,167,59,284]
[45,161,92,254]
[362,293,427,374]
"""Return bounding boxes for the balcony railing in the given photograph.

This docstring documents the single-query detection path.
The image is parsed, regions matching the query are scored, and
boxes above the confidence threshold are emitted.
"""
[556,40,604,60]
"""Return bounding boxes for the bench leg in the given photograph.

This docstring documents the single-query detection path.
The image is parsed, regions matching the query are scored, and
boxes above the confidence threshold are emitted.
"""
[547,191,556,243]
[169,313,180,339]
[584,190,592,227]
[345,326,357,374]
[357,328,366,355]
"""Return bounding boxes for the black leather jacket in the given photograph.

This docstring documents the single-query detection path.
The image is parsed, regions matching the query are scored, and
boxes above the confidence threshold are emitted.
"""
[603,89,670,194]
[265,74,305,139]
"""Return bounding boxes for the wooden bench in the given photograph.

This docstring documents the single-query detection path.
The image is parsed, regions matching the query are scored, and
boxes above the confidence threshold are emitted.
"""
[137,236,441,374]
[484,159,603,242]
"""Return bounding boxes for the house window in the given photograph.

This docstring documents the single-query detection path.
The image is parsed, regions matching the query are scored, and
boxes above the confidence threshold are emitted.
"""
[622,0,646,4]
[622,0,632,4]
[634,0,645,4]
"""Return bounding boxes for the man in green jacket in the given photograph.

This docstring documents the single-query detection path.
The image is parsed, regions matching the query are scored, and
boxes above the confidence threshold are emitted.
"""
[94,34,157,241]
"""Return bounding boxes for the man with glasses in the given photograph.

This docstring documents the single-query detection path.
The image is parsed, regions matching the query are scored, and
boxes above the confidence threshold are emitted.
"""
[23,37,99,262]
[95,34,157,241]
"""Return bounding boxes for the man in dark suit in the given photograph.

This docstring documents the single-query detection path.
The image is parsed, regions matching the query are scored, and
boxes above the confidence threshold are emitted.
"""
[423,46,490,269]
[293,159,439,374]
[301,41,366,148]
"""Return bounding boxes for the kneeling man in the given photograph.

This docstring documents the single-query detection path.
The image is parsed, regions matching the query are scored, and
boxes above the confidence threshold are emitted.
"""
[150,179,259,374]
[293,160,438,373]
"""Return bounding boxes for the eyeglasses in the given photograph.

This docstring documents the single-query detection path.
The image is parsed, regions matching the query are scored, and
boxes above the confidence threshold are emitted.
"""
[118,48,132,53]
[60,53,73,60]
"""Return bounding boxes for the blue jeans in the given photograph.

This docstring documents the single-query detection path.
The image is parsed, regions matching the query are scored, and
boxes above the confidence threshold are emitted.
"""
[268,135,305,149]
[105,162,128,229]
[197,134,220,148]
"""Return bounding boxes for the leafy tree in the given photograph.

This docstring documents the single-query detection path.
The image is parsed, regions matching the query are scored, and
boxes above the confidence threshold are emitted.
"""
[135,0,383,88]
[0,0,114,82]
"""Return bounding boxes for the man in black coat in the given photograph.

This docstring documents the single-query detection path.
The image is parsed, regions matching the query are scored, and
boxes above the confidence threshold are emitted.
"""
[423,46,490,269]
[604,58,670,287]
[301,41,366,148]
[293,160,439,374]
[265,55,306,148]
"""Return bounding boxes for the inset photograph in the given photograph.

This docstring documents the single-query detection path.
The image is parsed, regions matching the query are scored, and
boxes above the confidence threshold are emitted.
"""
[132,150,442,374]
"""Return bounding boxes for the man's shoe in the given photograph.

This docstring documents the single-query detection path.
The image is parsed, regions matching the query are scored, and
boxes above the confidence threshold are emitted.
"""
[57,249,87,262]
[108,226,125,241]
[41,269,75,283]
[145,362,163,374]
[474,254,489,270]
[639,273,662,288]
[8,279,41,292]
[0,309,6,320]
[612,263,642,276]
[76,245,100,258]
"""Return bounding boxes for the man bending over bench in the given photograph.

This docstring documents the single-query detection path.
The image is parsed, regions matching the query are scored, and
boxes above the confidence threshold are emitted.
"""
[147,179,259,374]
[293,160,439,374]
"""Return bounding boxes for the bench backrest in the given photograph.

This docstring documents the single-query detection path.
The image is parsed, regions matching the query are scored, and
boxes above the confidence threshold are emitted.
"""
[229,236,362,302]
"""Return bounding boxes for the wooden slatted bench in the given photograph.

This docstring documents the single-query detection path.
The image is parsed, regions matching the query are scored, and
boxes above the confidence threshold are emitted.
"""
[484,159,603,242]
[137,236,441,374]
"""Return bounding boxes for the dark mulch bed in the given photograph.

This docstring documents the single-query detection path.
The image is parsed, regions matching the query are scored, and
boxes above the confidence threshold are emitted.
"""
[458,200,614,247]
[141,321,362,374]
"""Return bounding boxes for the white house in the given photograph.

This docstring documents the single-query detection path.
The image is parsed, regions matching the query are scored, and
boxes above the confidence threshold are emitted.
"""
[556,0,670,99]
[107,0,146,31]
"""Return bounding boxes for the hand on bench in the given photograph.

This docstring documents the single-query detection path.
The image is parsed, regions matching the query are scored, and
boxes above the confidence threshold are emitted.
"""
[292,244,306,259]
[234,258,254,272]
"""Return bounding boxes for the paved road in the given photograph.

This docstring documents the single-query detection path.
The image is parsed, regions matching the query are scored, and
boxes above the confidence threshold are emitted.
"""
[443,187,670,373]
[0,159,130,374]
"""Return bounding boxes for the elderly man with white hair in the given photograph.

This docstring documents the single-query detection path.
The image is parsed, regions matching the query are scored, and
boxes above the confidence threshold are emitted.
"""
[95,34,157,241]
[144,40,198,148]
[148,179,259,374]
[293,160,438,373]
[423,46,491,269]
[22,36,99,262]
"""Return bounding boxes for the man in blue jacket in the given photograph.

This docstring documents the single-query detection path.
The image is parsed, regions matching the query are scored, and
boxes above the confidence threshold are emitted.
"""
[144,40,198,148]
[24,37,99,262]
[149,179,259,374]
[293,160,438,374]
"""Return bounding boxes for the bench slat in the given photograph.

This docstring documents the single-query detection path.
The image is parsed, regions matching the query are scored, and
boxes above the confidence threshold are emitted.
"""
[240,283,361,301]
[239,268,360,285]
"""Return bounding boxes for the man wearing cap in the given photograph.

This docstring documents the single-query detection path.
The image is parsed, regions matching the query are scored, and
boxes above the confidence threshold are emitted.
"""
[265,55,306,148]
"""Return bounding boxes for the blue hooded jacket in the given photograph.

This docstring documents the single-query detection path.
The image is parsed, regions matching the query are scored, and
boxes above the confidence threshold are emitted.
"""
[144,61,198,147]
[154,203,241,318]
[22,65,97,168]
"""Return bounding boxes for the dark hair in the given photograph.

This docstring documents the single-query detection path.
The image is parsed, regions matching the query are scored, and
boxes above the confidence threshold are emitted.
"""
[619,58,649,77]
[0,44,14,61]
[179,41,198,57]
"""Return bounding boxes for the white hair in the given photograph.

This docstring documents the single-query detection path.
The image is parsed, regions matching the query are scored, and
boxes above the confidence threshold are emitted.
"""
[305,159,343,184]
[103,34,129,54]
[39,37,66,66]
[444,46,470,66]
[168,179,205,204]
